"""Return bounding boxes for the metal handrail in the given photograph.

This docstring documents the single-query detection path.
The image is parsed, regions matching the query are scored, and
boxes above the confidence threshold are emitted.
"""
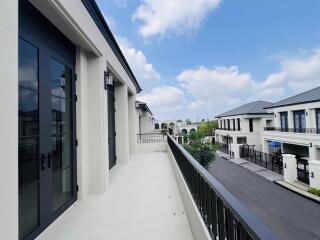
[264,127,320,134]
[167,135,277,240]
[137,132,166,143]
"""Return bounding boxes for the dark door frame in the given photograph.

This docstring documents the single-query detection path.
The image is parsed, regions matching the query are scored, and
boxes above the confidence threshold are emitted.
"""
[107,83,117,169]
[19,28,77,240]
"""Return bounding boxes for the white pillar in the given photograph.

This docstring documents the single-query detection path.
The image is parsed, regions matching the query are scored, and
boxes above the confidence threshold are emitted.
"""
[232,144,240,158]
[0,0,18,238]
[128,93,137,156]
[309,161,320,189]
[86,55,107,194]
[282,154,297,183]
[288,111,294,129]
[115,84,130,164]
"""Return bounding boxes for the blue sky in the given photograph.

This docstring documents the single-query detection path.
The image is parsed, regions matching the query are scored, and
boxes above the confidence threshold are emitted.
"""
[97,0,320,121]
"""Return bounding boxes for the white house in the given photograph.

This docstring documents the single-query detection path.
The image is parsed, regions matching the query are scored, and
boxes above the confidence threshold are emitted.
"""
[215,101,274,158]
[136,101,155,134]
[2,1,144,239]
[262,86,320,188]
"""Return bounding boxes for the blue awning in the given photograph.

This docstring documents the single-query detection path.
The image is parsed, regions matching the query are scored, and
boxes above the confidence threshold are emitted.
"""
[268,141,281,147]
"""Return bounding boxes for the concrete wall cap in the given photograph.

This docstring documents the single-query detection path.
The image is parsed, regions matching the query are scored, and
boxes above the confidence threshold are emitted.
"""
[282,154,296,158]
[309,160,320,166]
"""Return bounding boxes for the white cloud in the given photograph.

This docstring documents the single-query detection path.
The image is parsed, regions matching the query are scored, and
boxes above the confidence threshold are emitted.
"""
[117,37,161,90]
[133,0,221,37]
[260,49,320,92]
[137,86,184,112]
[178,65,254,105]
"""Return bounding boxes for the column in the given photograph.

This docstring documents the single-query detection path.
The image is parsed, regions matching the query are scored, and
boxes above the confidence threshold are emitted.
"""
[282,154,297,183]
[288,111,294,129]
[0,1,18,238]
[115,84,130,164]
[128,93,137,156]
[309,161,320,189]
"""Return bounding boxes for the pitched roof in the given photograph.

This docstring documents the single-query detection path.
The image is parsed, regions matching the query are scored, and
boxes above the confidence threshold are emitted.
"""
[265,86,320,109]
[136,101,153,116]
[215,101,273,118]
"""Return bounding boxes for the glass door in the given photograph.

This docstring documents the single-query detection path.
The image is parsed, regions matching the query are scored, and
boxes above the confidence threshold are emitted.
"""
[19,37,76,240]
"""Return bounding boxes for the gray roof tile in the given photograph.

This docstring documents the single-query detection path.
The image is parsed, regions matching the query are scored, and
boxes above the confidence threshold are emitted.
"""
[215,101,273,118]
[265,86,320,109]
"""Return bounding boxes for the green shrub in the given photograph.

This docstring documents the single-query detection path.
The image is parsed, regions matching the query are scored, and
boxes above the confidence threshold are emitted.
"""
[308,187,320,197]
[183,142,215,168]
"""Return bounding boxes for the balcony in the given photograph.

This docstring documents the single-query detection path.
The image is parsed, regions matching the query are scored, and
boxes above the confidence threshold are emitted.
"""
[264,127,320,134]
[216,127,241,132]
[37,134,275,240]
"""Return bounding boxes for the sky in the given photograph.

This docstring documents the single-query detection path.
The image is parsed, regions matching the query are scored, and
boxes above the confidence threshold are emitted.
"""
[97,0,320,121]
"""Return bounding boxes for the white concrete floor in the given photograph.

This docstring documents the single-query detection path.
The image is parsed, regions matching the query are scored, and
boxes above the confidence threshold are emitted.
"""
[37,152,193,240]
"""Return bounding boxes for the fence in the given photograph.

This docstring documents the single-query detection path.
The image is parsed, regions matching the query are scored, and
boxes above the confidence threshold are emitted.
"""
[167,135,276,240]
[240,145,283,175]
[137,132,166,143]
[216,142,230,156]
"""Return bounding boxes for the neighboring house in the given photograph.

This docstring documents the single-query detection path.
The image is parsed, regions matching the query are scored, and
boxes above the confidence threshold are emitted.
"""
[262,86,320,188]
[136,101,155,134]
[2,1,142,239]
[158,120,199,136]
[215,101,274,158]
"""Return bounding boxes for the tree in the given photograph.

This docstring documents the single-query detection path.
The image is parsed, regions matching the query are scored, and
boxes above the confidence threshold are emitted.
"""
[198,120,218,136]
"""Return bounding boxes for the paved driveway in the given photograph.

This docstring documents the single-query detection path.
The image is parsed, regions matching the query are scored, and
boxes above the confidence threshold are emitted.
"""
[208,155,320,240]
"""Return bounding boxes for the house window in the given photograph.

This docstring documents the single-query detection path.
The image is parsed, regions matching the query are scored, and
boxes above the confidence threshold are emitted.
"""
[280,112,288,132]
[237,137,247,144]
[293,110,306,133]
[249,119,253,132]
[224,119,226,129]
[233,119,236,130]
[237,118,241,131]
[316,109,320,134]
[227,119,230,130]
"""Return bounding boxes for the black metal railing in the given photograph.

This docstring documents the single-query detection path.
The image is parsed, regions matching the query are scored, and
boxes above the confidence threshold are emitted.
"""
[297,159,309,185]
[264,127,320,134]
[137,133,166,143]
[217,127,241,131]
[216,142,230,155]
[240,145,283,175]
[167,135,277,240]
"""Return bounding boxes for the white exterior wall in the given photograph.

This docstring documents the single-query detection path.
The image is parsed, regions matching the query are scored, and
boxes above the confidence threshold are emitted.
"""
[0,0,18,238]
[138,109,155,133]
[2,1,141,238]
[263,102,320,160]
[216,114,273,157]
[263,102,320,187]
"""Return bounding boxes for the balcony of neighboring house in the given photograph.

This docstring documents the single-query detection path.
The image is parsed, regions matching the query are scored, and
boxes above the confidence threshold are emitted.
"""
[264,127,320,135]
[37,133,276,240]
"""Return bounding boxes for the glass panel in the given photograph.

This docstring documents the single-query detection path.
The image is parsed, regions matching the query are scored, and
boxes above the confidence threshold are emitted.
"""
[51,59,73,212]
[18,38,39,239]
[19,39,38,91]
[317,110,320,132]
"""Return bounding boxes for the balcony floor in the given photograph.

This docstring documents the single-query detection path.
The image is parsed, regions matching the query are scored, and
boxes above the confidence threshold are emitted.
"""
[37,152,193,240]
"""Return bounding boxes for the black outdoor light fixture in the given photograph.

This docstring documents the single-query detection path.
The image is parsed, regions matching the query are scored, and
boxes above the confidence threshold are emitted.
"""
[311,172,314,178]
[104,71,113,89]
[310,143,313,147]
[305,111,308,116]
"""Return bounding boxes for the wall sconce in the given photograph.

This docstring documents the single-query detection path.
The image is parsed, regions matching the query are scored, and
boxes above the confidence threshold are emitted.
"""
[104,71,113,89]
[284,163,287,168]
[305,111,308,116]
[310,143,313,148]
[311,172,314,178]
[274,114,276,117]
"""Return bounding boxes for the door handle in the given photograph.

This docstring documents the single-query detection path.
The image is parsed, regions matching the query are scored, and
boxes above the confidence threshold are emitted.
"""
[41,153,52,170]
[41,154,46,170]
[47,153,52,169]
